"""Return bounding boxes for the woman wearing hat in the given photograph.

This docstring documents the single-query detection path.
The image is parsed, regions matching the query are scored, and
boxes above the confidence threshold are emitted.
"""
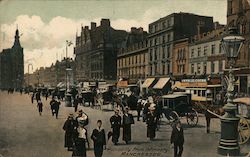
[63,114,77,151]
[72,117,89,157]
[146,104,157,140]
[37,100,43,116]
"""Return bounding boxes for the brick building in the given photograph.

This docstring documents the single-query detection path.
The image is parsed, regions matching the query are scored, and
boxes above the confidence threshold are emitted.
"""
[117,27,148,83]
[74,19,128,82]
[227,0,250,94]
[147,12,214,77]
[0,28,24,89]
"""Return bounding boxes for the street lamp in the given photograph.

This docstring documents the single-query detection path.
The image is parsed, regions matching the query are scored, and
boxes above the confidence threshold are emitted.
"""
[218,27,245,156]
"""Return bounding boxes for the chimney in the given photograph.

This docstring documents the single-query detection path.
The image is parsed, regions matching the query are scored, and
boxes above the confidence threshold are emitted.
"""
[91,22,96,30]
[131,27,137,33]
[85,26,89,30]
[101,19,110,27]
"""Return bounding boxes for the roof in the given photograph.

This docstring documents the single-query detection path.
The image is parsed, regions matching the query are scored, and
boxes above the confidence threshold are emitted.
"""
[142,78,155,88]
[162,93,187,99]
[153,78,170,89]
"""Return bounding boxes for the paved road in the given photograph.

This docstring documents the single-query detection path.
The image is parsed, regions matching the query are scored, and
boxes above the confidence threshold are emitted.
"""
[0,92,249,157]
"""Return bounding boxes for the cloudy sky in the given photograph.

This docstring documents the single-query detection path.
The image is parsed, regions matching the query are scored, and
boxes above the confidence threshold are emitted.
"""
[0,0,227,73]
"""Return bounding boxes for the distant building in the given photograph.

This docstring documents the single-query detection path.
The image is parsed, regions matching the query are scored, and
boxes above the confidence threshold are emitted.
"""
[117,27,148,83]
[147,12,214,77]
[227,0,250,94]
[74,19,128,82]
[0,28,24,89]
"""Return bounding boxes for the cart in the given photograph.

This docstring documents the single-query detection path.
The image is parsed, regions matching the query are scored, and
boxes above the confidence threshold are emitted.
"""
[160,92,199,127]
[234,97,250,144]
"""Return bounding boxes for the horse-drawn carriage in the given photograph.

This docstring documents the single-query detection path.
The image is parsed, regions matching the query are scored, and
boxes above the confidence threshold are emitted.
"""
[234,97,250,144]
[159,92,199,127]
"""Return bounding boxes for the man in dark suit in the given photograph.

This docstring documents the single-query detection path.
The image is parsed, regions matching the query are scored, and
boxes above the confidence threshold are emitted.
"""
[171,121,184,157]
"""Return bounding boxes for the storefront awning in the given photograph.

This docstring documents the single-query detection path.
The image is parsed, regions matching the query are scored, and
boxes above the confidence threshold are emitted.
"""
[117,81,128,88]
[153,78,170,89]
[142,78,155,88]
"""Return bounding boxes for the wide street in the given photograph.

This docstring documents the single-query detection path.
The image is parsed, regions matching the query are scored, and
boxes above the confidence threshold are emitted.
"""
[0,92,249,157]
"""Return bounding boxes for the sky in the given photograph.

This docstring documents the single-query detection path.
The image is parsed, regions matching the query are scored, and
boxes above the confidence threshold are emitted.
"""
[0,0,227,73]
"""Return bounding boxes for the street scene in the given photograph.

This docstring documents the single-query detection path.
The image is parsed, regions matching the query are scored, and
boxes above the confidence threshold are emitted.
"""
[0,0,250,157]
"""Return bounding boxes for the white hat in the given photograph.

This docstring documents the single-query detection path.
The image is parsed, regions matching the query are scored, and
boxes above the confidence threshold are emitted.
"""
[148,103,156,111]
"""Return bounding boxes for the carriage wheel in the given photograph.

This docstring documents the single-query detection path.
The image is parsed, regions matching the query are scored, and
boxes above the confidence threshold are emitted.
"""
[169,111,179,126]
[186,109,199,127]
[238,117,250,145]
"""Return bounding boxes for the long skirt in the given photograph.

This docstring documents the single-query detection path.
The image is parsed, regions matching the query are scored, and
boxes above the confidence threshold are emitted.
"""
[64,132,73,148]
[122,124,131,142]
[112,127,120,144]
[72,138,86,157]
[94,143,104,157]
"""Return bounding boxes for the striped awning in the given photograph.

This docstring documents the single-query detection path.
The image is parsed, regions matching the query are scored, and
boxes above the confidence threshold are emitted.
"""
[142,78,155,88]
[153,78,170,89]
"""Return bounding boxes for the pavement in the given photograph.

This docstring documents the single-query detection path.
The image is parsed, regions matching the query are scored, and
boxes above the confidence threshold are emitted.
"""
[0,91,249,157]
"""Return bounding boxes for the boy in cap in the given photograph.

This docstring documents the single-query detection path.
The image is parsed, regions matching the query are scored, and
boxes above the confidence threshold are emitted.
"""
[110,108,121,145]
[91,120,106,157]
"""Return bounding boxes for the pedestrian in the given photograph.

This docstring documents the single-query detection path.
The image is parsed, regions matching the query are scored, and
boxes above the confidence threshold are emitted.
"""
[136,98,143,121]
[63,113,77,151]
[171,121,184,157]
[50,98,56,116]
[45,91,49,100]
[37,100,43,116]
[146,104,157,140]
[73,97,79,112]
[91,120,106,157]
[110,108,122,145]
[31,92,35,104]
[72,117,89,157]
[54,99,61,119]
[76,110,89,127]
[122,106,134,144]
[35,91,41,103]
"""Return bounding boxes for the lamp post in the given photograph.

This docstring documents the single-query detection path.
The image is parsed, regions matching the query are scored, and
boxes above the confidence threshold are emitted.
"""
[28,63,33,86]
[218,27,245,156]
[65,40,72,92]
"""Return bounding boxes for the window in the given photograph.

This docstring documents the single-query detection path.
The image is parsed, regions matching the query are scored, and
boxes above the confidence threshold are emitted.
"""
[150,49,153,61]
[197,63,201,74]
[191,49,194,57]
[167,63,170,74]
[203,63,207,74]
[155,24,158,32]
[167,45,170,58]
[162,45,165,59]
[204,46,208,56]
[211,44,215,55]
[154,47,158,60]
[211,61,215,73]
[154,64,158,75]
[228,0,233,14]
[191,64,194,74]
[162,22,166,29]
[154,38,157,45]
[167,34,171,42]
[219,60,223,72]
[162,64,165,75]
[219,44,222,53]
[162,35,166,43]
[150,39,152,47]
[167,19,170,27]
[198,47,201,56]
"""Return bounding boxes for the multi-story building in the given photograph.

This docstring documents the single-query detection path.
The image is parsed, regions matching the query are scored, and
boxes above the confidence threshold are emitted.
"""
[0,28,24,89]
[117,27,148,83]
[188,27,226,76]
[24,58,75,87]
[172,38,189,78]
[147,12,214,77]
[227,0,250,94]
[74,19,128,82]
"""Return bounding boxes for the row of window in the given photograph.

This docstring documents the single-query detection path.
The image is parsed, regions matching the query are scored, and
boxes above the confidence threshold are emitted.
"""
[190,43,222,58]
[190,61,224,74]
[118,67,146,77]
[117,54,146,68]
[149,33,172,46]
[149,17,173,33]
[177,48,186,60]
[149,63,170,76]
[149,45,171,61]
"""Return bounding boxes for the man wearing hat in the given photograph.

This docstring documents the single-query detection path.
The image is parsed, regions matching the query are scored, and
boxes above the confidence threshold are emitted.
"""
[146,104,157,140]
[75,110,89,127]
[63,113,77,151]
[122,106,134,144]
[171,121,184,157]
[110,108,122,145]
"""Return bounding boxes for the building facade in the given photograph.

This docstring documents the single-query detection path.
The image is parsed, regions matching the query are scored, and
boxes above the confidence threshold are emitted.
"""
[74,19,128,82]
[188,28,226,76]
[147,12,214,77]
[0,28,24,89]
[227,0,250,94]
[172,38,189,78]
[117,27,148,83]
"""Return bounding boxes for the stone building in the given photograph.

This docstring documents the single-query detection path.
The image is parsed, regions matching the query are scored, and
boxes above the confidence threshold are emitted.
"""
[117,27,148,83]
[74,19,128,82]
[172,38,189,78]
[0,28,24,89]
[147,12,214,77]
[227,0,250,94]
